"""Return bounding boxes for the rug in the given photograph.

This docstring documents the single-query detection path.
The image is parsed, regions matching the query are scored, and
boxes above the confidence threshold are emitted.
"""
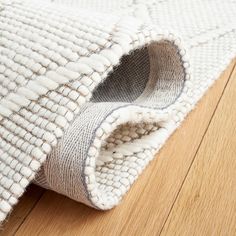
[0,0,236,222]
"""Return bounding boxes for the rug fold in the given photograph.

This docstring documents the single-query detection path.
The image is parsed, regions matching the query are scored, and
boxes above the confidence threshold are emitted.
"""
[0,0,190,220]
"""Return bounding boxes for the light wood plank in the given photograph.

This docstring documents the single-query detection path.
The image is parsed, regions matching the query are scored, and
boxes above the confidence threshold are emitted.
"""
[14,61,235,236]
[0,185,44,236]
[161,65,236,235]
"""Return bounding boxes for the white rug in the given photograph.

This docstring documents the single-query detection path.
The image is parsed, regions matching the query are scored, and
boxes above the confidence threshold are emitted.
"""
[0,0,236,222]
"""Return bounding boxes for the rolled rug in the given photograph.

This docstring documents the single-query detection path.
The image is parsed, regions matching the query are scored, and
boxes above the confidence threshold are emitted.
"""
[0,0,236,221]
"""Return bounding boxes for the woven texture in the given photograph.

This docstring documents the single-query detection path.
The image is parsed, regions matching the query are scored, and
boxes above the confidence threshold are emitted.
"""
[0,0,236,221]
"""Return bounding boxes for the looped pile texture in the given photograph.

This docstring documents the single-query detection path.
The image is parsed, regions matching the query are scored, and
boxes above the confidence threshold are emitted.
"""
[0,0,236,222]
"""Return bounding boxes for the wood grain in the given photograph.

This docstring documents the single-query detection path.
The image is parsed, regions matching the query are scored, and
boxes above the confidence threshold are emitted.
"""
[11,61,235,236]
[161,63,236,236]
[0,185,44,236]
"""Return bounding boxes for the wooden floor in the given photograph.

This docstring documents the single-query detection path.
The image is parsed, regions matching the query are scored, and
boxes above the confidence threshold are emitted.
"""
[1,60,236,236]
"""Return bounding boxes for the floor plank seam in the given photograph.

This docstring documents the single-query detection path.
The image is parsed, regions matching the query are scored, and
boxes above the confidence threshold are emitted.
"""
[12,189,45,236]
[158,60,236,236]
